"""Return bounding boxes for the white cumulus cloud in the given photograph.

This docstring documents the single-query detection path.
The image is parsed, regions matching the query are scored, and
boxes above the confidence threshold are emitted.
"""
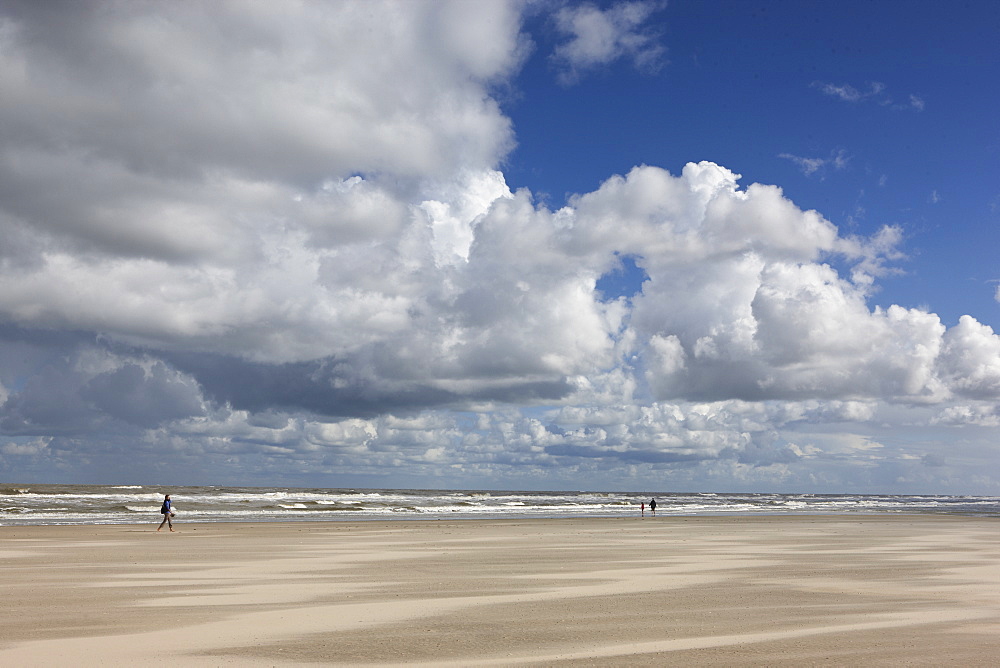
[551,0,666,84]
[0,1,997,492]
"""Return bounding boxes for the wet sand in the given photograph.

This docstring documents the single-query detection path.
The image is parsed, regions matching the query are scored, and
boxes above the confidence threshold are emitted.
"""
[1,515,998,666]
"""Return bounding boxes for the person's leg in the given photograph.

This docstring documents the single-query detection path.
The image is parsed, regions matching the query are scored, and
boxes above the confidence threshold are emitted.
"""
[157,514,168,531]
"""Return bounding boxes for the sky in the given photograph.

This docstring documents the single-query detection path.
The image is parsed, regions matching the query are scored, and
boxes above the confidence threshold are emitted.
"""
[1,0,999,493]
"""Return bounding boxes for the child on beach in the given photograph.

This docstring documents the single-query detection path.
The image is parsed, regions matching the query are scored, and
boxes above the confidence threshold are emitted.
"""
[157,494,175,532]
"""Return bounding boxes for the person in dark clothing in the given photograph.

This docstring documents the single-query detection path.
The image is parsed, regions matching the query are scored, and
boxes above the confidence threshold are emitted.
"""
[649,498,657,516]
[157,494,175,532]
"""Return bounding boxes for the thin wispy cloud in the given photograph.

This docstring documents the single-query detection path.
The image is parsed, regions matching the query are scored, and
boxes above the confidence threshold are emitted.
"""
[813,81,925,111]
[779,148,851,178]
[816,81,885,102]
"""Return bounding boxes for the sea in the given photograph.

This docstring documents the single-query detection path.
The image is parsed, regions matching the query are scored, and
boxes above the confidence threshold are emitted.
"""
[1,484,998,526]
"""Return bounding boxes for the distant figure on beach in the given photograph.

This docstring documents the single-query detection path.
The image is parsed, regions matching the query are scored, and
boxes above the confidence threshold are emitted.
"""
[649,498,656,516]
[157,494,175,532]
[641,502,645,516]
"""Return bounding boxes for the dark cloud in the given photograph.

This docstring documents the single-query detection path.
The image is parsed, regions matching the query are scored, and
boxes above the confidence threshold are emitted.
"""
[84,362,204,428]
[0,364,98,435]
[168,352,458,418]
[163,351,572,419]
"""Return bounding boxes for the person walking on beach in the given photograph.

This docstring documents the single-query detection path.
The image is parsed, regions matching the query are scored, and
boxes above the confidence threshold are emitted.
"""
[649,498,656,516]
[157,494,175,532]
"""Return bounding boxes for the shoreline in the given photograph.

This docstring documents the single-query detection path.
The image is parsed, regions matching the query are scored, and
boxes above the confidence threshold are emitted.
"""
[6,484,997,526]
[5,508,997,528]
[3,509,996,527]
[2,515,998,666]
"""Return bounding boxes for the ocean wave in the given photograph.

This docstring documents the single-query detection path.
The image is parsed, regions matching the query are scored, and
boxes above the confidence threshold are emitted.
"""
[2,485,998,526]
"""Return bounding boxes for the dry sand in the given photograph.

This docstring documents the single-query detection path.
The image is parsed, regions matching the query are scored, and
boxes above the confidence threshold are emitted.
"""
[1,515,998,666]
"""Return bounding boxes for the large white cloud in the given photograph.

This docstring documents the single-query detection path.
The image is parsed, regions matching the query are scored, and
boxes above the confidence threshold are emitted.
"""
[0,1,998,491]
[0,0,525,363]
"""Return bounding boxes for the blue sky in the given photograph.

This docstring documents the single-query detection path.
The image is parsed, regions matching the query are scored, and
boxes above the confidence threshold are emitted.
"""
[508,0,1000,328]
[0,1,998,493]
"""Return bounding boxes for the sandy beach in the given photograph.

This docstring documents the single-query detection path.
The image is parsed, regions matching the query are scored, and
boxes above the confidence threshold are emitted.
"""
[1,516,997,666]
